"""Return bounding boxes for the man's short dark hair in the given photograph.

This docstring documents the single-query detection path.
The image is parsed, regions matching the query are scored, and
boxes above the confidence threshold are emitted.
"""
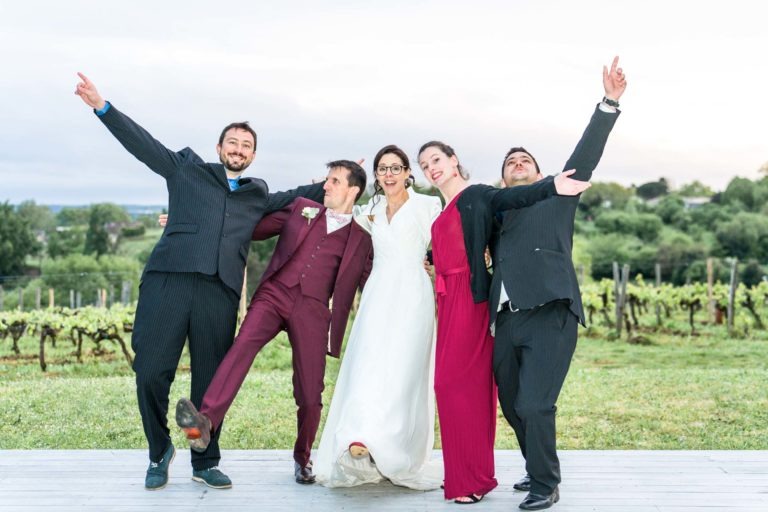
[326,160,367,201]
[501,146,540,177]
[218,122,257,148]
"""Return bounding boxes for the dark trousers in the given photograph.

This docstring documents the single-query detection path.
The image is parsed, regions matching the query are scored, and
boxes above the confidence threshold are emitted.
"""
[200,279,330,467]
[492,301,578,495]
[131,272,238,471]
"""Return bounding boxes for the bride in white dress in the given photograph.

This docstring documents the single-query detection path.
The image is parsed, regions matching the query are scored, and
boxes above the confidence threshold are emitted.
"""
[314,145,443,490]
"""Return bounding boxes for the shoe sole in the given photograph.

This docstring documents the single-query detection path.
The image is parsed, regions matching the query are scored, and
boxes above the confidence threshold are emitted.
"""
[191,476,232,489]
[176,399,210,453]
[145,446,176,491]
[349,444,369,459]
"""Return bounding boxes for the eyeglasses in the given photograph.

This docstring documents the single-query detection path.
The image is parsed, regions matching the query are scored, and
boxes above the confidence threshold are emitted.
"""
[375,164,407,176]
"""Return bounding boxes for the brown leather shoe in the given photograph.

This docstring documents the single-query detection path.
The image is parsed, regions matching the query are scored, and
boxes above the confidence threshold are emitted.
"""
[175,398,212,453]
[294,461,316,484]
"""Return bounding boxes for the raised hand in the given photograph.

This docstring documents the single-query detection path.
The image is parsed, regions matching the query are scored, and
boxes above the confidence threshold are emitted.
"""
[603,56,627,101]
[554,169,591,196]
[74,72,106,110]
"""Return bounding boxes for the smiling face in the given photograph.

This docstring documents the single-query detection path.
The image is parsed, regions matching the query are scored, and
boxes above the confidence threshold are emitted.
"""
[375,153,411,197]
[502,150,541,187]
[418,145,460,188]
[216,128,256,173]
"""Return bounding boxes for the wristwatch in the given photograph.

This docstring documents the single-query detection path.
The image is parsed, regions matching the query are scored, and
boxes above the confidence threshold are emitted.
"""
[602,96,620,108]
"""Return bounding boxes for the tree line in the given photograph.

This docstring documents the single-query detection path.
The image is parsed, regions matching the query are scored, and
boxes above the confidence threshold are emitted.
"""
[3,172,768,311]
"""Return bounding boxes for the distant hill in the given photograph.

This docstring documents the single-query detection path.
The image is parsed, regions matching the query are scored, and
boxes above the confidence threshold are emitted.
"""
[45,204,166,219]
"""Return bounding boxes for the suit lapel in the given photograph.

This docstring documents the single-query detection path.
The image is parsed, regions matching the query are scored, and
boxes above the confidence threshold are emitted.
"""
[208,163,230,190]
[295,205,325,248]
[337,221,365,278]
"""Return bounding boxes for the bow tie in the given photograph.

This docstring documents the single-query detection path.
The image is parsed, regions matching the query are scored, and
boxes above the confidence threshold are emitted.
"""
[326,210,350,223]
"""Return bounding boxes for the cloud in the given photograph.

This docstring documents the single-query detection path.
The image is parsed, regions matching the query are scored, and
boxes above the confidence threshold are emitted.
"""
[1,0,766,204]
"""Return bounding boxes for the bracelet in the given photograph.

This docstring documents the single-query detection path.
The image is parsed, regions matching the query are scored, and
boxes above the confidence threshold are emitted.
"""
[602,96,620,108]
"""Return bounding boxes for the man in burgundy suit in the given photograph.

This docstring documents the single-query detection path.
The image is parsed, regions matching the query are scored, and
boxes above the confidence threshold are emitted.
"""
[175,160,373,485]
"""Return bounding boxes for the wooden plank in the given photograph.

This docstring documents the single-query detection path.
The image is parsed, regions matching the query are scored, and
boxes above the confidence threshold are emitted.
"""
[0,450,766,511]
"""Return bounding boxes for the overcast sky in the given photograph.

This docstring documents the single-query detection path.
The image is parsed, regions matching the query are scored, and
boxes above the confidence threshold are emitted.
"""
[1,0,766,205]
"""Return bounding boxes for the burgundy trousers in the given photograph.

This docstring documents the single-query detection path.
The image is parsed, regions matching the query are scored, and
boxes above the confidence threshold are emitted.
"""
[200,279,330,466]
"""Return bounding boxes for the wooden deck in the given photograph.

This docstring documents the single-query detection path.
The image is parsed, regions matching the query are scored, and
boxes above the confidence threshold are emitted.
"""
[1,450,766,511]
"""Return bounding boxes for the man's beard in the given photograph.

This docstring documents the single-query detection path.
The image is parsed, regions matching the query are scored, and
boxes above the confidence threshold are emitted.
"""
[220,153,251,172]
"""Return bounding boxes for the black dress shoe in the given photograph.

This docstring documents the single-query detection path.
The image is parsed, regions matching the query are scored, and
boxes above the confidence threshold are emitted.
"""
[294,462,316,484]
[519,486,559,510]
[513,473,531,491]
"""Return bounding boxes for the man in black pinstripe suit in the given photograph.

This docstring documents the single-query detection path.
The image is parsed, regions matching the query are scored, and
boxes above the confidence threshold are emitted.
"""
[75,73,324,491]
[489,58,627,510]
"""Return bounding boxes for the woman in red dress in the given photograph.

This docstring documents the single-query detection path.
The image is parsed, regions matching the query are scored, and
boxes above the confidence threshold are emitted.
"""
[417,142,588,504]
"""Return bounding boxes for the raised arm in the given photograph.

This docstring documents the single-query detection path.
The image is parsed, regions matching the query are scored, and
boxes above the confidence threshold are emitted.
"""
[564,56,626,181]
[75,72,184,178]
[265,181,325,213]
[489,171,591,212]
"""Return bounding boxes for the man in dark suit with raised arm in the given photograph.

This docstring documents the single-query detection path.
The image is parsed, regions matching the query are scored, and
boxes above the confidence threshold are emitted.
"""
[489,57,627,510]
[74,73,325,491]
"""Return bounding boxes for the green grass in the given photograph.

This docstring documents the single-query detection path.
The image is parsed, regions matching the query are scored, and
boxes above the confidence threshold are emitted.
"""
[1,321,766,450]
[117,227,163,260]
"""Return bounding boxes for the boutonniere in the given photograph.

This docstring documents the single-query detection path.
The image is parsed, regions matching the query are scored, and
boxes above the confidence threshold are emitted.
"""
[301,206,320,225]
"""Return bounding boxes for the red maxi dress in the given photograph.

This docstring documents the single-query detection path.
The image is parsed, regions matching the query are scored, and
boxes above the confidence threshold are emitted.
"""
[431,191,498,499]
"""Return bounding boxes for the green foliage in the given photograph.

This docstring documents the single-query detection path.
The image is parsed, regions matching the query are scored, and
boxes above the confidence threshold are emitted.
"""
[715,212,768,260]
[594,211,663,242]
[740,259,766,287]
[41,254,107,306]
[635,178,668,200]
[120,224,146,238]
[56,207,91,226]
[15,200,56,232]
[39,254,139,307]
[84,203,131,257]
[246,238,278,294]
[579,181,633,217]
[654,194,688,226]
[687,202,732,233]
[721,176,768,212]
[655,230,708,284]
[1,278,47,310]
[134,213,163,229]
[47,226,86,258]
[116,227,163,263]
[0,201,41,276]
[678,180,715,198]
[587,234,653,280]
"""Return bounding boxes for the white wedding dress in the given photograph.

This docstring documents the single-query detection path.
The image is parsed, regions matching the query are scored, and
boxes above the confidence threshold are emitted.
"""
[314,189,443,489]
